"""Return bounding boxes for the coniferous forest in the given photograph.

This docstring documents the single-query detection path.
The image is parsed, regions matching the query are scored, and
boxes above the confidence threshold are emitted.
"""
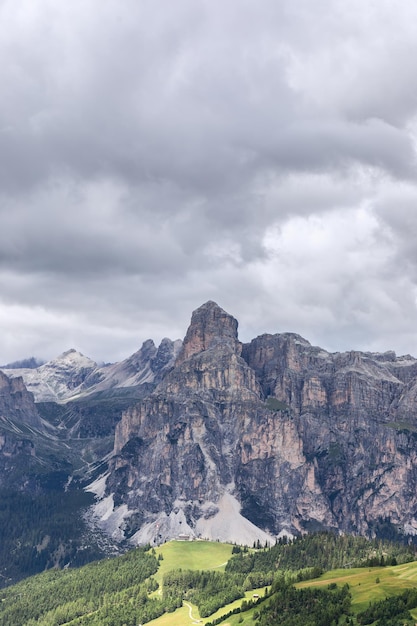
[0,487,104,588]
[1,533,417,625]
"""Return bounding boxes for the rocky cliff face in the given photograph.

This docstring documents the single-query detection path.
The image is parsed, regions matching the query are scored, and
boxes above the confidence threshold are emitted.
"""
[0,370,46,489]
[104,302,268,544]
[176,300,241,364]
[0,370,42,429]
[92,302,417,545]
[241,336,417,536]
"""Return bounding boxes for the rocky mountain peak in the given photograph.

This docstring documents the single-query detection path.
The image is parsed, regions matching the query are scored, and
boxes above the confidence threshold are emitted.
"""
[0,370,42,429]
[54,349,97,368]
[177,301,241,364]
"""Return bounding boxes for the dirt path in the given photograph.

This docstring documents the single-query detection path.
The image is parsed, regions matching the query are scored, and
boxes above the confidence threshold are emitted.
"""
[183,601,201,624]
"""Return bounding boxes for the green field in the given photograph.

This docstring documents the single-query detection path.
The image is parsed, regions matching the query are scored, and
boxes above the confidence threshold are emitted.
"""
[148,540,265,626]
[149,546,417,625]
[3,536,417,625]
[147,586,266,626]
[154,540,233,584]
[297,560,417,619]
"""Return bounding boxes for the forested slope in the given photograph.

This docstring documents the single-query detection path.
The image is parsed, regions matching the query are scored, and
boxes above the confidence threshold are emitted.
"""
[1,534,417,626]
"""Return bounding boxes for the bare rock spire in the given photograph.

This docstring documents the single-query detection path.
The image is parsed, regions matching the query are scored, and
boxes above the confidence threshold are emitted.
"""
[176,300,241,364]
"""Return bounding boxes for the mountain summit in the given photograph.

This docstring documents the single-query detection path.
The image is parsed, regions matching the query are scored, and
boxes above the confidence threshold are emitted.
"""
[176,301,241,364]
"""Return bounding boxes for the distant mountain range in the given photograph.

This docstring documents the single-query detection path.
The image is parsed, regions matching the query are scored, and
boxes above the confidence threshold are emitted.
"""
[2,301,417,583]
[1,356,45,370]
[2,339,182,402]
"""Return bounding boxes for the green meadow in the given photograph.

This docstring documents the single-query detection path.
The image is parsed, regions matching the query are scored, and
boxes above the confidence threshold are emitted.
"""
[149,545,417,625]
[297,560,417,620]
[154,540,233,584]
[148,541,265,626]
[3,536,417,625]
[147,585,266,626]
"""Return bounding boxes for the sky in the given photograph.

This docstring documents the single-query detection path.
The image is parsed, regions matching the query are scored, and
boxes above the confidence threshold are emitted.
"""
[1,0,417,364]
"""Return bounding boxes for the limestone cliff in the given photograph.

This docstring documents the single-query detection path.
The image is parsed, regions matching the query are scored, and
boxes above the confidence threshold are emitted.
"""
[0,370,46,490]
[242,335,417,536]
[98,302,417,544]
[176,300,241,364]
[0,370,42,429]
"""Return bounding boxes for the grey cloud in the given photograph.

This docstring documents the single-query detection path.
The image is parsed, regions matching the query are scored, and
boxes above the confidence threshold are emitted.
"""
[1,1,417,363]
[374,191,417,283]
[0,0,413,204]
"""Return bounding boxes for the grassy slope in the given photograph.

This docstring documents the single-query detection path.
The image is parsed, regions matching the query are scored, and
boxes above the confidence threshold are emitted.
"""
[297,560,417,619]
[154,540,233,583]
[4,540,417,625]
[147,587,267,626]
[148,540,256,626]
[205,562,417,626]
[147,588,266,626]
[148,541,233,625]
[150,549,417,625]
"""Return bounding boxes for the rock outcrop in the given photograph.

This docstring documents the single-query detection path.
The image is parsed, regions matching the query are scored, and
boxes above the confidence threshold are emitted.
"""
[176,300,241,364]
[105,302,268,544]
[241,335,417,536]
[98,302,417,544]
[0,370,42,429]
[0,370,46,490]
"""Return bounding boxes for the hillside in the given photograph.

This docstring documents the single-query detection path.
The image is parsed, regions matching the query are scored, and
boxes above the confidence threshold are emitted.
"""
[1,535,417,626]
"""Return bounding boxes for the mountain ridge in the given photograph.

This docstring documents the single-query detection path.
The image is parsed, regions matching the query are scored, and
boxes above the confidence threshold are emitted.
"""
[1,338,182,403]
[3,301,417,563]
[84,301,417,547]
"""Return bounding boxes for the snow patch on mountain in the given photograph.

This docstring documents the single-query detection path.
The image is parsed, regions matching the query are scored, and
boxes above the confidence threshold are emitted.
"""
[1,338,182,403]
[2,349,98,402]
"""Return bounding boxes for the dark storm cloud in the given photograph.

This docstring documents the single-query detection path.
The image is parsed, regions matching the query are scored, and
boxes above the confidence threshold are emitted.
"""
[1,0,417,362]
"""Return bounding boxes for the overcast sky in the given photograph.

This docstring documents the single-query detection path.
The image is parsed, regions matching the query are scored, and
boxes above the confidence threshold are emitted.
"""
[1,0,417,364]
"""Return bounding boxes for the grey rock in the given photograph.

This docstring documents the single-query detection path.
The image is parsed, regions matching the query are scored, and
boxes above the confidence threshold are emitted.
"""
[102,302,417,543]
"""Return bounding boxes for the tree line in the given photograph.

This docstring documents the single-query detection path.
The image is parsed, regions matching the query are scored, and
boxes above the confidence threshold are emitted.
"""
[253,577,352,626]
[226,532,416,576]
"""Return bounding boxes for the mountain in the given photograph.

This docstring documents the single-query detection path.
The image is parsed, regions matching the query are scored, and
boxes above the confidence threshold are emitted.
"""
[0,370,45,490]
[90,301,417,546]
[0,338,183,502]
[1,356,44,369]
[3,300,417,584]
[2,349,99,402]
[2,340,182,403]
[0,338,183,583]
[74,337,182,399]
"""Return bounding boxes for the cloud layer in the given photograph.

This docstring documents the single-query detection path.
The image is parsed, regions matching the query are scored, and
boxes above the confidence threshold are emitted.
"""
[1,0,417,362]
